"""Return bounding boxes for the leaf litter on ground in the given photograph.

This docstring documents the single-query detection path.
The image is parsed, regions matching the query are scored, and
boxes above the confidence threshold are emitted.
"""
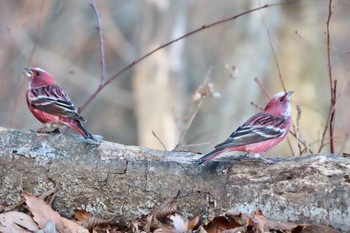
[0,191,342,233]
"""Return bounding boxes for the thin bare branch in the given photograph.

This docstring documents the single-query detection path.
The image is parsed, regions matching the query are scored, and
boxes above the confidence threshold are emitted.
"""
[296,26,350,153]
[316,73,349,152]
[309,136,342,147]
[289,130,313,154]
[90,0,106,86]
[254,77,271,99]
[295,29,350,54]
[175,98,204,150]
[176,141,212,149]
[175,68,213,150]
[152,131,167,151]
[329,80,337,153]
[319,0,335,153]
[258,3,286,92]
[78,2,290,113]
[250,101,264,111]
[296,105,303,155]
[286,136,295,156]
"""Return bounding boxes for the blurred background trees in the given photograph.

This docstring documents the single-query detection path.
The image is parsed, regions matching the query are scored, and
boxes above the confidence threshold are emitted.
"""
[1,0,350,157]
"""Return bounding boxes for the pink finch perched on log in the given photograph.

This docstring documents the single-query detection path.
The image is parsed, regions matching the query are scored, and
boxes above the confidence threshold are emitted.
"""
[198,91,293,164]
[24,67,95,140]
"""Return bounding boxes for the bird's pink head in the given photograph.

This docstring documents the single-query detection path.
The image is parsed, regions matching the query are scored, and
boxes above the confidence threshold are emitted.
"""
[264,91,293,117]
[23,67,56,88]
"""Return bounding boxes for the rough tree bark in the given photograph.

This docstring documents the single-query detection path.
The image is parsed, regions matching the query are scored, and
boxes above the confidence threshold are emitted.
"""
[0,127,349,231]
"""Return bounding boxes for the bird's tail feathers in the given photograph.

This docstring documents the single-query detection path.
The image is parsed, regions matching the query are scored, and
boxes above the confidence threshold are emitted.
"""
[72,121,95,140]
[197,148,223,165]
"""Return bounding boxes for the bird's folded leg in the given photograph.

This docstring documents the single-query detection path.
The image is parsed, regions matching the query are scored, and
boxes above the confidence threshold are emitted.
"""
[258,156,277,164]
[244,153,277,164]
[241,152,250,158]
[51,128,61,134]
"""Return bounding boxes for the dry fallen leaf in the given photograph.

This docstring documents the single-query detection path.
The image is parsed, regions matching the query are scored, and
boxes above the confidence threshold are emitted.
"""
[221,229,244,233]
[198,225,208,233]
[203,212,246,233]
[133,214,147,231]
[267,219,297,231]
[0,201,7,213]
[144,214,153,231]
[23,191,88,233]
[84,216,113,231]
[131,221,140,233]
[186,215,200,231]
[251,209,266,233]
[157,224,178,233]
[225,212,250,227]
[291,224,340,233]
[144,214,176,233]
[74,209,113,231]
[0,211,39,233]
[203,216,230,233]
[153,191,180,220]
[74,209,92,223]
[142,214,164,232]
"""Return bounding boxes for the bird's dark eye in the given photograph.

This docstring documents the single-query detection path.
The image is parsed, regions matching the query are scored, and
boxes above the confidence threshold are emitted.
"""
[280,96,285,102]
[35,72,40,77]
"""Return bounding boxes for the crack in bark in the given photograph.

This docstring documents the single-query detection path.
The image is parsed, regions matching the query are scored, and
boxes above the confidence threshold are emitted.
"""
[144,162,149,192]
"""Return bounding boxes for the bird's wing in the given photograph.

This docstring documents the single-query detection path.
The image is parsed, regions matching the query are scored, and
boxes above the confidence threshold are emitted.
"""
[215,112,288,150]
[28,84,86,122]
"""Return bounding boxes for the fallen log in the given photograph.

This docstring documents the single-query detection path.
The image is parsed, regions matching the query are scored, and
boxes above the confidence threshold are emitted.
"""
[0,127,349,231]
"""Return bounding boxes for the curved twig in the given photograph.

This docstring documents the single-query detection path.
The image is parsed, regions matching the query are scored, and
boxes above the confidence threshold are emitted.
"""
[78,2,289,113]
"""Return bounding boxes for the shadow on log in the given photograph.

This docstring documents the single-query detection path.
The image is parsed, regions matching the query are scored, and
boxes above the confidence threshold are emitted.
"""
[0,127,349,231]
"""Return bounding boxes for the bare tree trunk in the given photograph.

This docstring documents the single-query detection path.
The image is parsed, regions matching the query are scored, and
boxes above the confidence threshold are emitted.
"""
[132,1,187,150]
[0,128,349,231]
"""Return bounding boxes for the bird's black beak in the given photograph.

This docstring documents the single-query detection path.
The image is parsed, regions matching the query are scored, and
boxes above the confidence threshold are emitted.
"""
[23,68,33,78]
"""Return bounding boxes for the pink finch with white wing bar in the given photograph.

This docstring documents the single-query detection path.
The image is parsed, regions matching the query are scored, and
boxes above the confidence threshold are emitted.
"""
[198,91,293,164]
[24,67,95,140]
